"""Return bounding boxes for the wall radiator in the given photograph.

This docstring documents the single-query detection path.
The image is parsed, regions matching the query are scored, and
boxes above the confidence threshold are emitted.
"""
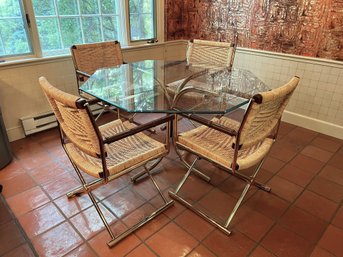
[20,106,104,136]
[21,111,57,136]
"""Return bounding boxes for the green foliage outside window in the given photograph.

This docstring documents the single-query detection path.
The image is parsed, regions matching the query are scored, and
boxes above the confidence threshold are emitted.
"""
[129,0,155,41]
[0,0,31,57]
[33,0,120,56]
[0,0,156,58]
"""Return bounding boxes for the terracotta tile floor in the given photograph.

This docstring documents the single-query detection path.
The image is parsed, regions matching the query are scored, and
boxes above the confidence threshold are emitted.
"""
[0,188,38,256]
[0,117,343,257]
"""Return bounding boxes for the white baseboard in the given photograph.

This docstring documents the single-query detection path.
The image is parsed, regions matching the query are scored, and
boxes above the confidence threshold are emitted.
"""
[7,126,25,142]
[282,111,343,140]
[6,106,110,142]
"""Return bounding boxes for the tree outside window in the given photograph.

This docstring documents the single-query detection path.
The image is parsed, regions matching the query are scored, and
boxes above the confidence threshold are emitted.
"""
[129,0,155,41]
[0,0,157,58]
[0,0,32,57]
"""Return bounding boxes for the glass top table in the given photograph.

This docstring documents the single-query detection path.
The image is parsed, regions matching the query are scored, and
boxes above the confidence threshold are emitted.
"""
[80,60,269,114]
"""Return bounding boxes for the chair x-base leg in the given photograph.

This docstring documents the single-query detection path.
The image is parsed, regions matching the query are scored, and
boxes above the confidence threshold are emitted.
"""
[66,159,174,248]
[169,156,270,236]
[130,157,163,183]
[108,164,174,247]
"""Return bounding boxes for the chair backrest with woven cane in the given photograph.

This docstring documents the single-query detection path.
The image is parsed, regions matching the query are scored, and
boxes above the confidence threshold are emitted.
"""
[39,77,103,158]
[186,39,236,69]
[235,76,300,150]
[71,41,124,86]
[39,77,174,247]
[170,76,299,236]
[70,41,124,121]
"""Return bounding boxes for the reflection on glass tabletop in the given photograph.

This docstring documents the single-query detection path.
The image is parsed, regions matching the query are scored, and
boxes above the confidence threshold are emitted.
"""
[80,60,270,114]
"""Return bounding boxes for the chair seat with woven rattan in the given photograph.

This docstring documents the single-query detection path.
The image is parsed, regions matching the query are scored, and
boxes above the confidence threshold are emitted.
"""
[65,119,166,178]
[39,76,174,247]
[178,117,274,171]
[170,76,300,236]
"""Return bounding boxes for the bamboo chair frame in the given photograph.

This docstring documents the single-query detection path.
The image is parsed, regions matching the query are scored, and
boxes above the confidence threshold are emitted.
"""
[169,77,300,235]
[39,77,174,247]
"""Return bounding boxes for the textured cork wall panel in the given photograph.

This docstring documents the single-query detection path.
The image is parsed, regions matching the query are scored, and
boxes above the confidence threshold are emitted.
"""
[165,0,343,61]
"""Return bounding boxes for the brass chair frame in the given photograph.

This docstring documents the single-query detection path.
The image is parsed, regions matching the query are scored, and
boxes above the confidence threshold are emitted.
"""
[39,77,174,247]
[169,77,300,235]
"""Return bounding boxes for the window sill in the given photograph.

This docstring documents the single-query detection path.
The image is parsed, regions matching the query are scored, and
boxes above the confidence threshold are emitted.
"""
[0,40,186,69]
[0,54,71,69]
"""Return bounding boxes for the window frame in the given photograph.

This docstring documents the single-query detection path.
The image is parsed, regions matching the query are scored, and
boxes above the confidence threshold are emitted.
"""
[0,0,35,59]
[0,0,163,61]
[127,0,157,43]
[123,0,163,46]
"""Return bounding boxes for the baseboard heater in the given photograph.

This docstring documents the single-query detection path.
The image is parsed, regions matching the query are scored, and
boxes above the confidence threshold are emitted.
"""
[20,105,104,136]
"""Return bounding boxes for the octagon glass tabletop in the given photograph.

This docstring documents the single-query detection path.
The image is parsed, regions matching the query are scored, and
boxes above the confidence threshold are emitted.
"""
[80,60,270,114]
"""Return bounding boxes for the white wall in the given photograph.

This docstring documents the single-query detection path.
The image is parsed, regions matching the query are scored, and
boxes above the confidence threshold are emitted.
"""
[0,41,187,142]
[1,40,342,142]
[0,58,76,141]
[234,48,343,139]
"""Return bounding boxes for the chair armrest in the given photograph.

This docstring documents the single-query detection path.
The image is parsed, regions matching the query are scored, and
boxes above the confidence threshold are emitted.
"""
[85,97,101,105]
[178,113,237,137]
[76,70,91,77]
[103,115,174,144]
[76,70,91,81]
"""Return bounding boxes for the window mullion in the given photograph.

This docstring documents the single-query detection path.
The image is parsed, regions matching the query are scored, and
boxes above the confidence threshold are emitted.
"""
[76,0,85,43]
[23,0,42,57]
[97,0,104,41]
[52,0,64,49]
[119,0,129,45]
[138,0,142,40]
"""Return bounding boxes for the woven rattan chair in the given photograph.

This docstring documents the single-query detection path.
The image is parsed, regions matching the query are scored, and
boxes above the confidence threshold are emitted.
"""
[161,39,237,131]
[39,77,174,247]
[186,39,236,69]
[71,41,124,85]
[70,41,124,120]
[169,76,300,235]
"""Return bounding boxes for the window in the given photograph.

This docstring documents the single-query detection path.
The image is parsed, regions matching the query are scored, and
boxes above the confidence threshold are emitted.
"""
[0,0,32,57]
[129,0,155,41]
[32,0,121,56]
[0,0,161,59]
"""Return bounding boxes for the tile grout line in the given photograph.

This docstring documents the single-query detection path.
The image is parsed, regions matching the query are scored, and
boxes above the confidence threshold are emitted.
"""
[0,190,39,257]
